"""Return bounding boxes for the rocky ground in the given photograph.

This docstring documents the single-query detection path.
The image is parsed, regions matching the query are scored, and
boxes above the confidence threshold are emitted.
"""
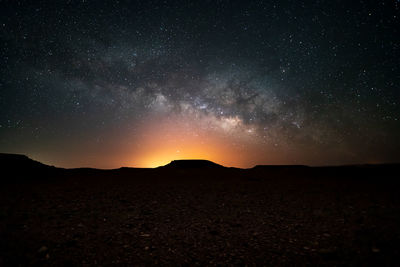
[1,160,400,266]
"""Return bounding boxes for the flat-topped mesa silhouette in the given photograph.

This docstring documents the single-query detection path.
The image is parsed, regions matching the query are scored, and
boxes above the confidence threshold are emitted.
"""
[162,159,225,169]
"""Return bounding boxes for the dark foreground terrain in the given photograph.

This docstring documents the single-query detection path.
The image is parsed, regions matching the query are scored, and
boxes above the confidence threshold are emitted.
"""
[1,154,400,266]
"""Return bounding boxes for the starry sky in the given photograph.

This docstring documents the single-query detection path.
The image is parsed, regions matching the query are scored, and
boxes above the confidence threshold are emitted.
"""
[1,1,399,168]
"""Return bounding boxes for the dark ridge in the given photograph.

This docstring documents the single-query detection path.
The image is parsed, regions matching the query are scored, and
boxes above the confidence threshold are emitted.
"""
[0,153,53,170]
[162,159,225,169]
[0,153,59,183]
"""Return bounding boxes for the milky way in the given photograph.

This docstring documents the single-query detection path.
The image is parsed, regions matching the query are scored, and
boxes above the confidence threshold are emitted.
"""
[1,1,399,167]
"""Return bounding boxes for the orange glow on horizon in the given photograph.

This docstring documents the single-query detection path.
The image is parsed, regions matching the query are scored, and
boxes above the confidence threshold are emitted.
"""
[32,113,291,169]
[127,114,263,168]
[133,130,230,168]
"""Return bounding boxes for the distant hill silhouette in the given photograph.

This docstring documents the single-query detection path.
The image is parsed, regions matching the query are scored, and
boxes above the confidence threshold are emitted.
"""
[1,153,399,179]
[162,159,225,169]
[0,153,52,170]
[0,153,57,182]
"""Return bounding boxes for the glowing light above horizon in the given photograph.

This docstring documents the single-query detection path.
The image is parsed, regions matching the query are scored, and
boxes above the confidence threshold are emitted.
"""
[125,113,266,168]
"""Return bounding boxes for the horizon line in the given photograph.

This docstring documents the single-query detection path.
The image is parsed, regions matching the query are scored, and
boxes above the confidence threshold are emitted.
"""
[0,152,399,170]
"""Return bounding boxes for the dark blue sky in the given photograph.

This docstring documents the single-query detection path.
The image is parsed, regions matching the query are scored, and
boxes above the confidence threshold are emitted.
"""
[1,0,399,167]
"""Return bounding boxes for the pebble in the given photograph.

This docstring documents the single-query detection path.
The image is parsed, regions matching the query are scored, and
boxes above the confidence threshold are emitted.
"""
[372,247,380,253]
[38,246,48,253]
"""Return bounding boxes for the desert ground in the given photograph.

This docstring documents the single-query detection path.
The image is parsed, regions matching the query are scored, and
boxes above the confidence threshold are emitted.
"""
[1,154,400,266]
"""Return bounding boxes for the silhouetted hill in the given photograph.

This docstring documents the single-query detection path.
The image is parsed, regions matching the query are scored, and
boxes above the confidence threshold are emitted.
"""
[0,153,57,182]
[162,159,225,169]
[0,153,54,171]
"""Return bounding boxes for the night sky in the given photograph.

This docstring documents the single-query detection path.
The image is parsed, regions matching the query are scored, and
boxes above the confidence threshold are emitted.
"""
[1,1,399,168]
